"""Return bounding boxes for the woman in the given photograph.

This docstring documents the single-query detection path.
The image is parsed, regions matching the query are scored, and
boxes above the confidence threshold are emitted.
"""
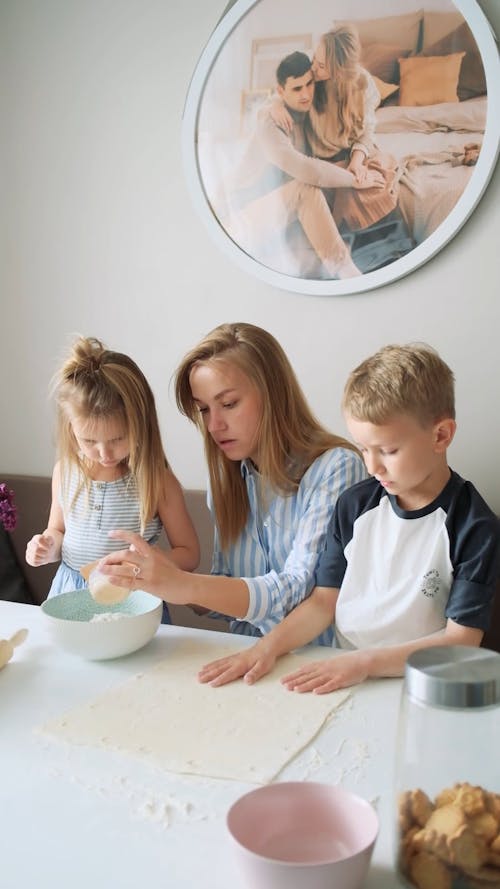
[272,24,399,231]
[98,323,365,644]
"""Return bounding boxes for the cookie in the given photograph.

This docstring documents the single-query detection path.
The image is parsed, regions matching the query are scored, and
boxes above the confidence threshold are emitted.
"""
[409,850,453,889]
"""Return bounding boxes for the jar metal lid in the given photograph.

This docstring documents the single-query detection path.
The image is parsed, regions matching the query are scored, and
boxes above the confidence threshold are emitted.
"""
[404,645,500,709]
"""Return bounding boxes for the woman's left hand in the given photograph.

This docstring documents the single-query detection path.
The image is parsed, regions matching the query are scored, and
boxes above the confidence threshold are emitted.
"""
[349,165,368,185]
[269,98,293,133]
[98,530,186,601]
[280,650,370,694]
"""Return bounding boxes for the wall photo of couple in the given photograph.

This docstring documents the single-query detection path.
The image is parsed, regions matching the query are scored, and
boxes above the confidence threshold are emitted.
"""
[184,0,498,295]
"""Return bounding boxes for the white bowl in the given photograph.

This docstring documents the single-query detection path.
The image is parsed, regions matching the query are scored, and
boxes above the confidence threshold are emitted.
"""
[41,589,162,660]
[227,782,379,889]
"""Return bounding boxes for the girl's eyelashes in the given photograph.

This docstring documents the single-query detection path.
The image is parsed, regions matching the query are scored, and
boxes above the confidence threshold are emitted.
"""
[222,401,237,409]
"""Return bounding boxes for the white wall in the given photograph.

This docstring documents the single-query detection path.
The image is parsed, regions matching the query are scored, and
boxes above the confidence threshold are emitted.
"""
[1,0,499,512]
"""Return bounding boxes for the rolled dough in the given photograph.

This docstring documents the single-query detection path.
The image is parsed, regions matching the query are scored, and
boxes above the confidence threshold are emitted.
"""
[39,637,350,784]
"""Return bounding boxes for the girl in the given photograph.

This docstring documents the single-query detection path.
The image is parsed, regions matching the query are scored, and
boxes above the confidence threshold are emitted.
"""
[272,24,399,232]
[25,336,199,622]
[97,323,365,643]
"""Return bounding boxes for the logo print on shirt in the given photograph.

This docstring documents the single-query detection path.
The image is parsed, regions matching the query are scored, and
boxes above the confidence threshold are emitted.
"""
[421,569,440,598]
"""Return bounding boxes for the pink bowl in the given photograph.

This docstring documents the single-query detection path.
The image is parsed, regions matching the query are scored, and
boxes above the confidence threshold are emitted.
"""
[227,782,378,889]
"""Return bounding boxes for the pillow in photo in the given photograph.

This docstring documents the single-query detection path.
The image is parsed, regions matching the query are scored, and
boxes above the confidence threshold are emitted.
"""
[423,20,486,100]
[342,9,423,82]
[371,75,399,104]
[421,10,466,50]
[398,53,466,106]
[362,43,410,84]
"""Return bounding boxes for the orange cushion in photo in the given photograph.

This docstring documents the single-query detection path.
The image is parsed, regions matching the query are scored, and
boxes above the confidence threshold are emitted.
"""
[398,53,466,106]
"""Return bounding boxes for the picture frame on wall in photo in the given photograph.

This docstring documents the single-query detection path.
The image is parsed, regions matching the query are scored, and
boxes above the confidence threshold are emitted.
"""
[182,0,500,296]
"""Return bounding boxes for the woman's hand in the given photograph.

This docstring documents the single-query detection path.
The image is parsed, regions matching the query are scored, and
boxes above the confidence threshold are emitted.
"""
[349,164,368,184]
[281,650,371,694]
[351,167,385,190]
[25,532,60,567]
[269,99,293,134]
[347,149,367,182]
[198,643,277,687]
[98,530,187,602]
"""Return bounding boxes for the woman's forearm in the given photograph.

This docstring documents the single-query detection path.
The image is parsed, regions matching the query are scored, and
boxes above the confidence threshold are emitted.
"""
[163,569,251,617]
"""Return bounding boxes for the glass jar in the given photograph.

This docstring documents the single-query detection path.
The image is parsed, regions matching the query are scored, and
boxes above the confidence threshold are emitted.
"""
[395,646,500,889]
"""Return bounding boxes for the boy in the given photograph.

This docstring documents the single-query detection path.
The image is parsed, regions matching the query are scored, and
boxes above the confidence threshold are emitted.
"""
[199,343,500,693]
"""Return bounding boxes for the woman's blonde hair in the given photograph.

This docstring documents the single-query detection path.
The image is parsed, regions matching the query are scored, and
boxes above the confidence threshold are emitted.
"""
[53,336,168,531]
[175,323,356,549]
[314,24,365,142]
[342,343,456,426]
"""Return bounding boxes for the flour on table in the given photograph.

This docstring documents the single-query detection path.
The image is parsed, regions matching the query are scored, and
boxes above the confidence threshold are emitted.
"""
[39,637,350,784]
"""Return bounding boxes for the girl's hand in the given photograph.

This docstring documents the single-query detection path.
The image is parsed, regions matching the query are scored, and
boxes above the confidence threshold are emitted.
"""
[198,644,277,687]
[98,530,185,601]
[269,99,293,134]
[281,650,370,694]
[25,533,59,567]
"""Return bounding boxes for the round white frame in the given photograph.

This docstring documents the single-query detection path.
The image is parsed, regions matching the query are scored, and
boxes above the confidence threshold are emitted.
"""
[182,0,500,296]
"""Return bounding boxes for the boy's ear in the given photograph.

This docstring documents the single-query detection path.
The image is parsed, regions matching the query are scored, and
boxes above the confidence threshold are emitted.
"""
[433,418,456,452]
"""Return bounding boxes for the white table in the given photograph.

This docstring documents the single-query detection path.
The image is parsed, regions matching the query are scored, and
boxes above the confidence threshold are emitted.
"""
[0,601,405,888]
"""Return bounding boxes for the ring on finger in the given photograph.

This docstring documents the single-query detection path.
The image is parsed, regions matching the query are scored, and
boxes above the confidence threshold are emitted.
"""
[132,565,141,577]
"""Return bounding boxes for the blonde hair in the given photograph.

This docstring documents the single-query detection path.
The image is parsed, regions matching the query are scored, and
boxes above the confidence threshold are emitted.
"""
[343,343,456,426]
[175,323,357,549]
[53,336,168,531]
[314,24,365,141]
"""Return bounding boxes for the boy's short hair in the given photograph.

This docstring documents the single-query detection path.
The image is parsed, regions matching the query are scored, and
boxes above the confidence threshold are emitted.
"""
[342,343,455,426]
[276,51,311,87]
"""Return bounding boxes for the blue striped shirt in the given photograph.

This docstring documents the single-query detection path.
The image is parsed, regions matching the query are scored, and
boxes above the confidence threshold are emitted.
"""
[209,447,366,645]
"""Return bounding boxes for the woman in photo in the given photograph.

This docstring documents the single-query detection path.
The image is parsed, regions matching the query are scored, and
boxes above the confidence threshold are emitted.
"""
[272,23,399,232]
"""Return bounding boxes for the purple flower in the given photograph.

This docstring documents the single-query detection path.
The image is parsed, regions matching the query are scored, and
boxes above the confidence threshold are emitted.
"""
[0,483,17,531]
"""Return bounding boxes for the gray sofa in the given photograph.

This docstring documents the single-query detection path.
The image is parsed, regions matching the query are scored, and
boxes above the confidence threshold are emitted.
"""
[1,473,227,633]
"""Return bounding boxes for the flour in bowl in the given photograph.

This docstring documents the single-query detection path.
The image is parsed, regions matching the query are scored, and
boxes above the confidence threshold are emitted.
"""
[90,612,132,623]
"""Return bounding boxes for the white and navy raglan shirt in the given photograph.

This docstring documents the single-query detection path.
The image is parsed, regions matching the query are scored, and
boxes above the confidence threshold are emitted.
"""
[315,471,500,650]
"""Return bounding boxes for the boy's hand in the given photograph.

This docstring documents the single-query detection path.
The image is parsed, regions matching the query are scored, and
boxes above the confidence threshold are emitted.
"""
[25,533,58,567]
[281,650,371,694]
[198,644,277,687]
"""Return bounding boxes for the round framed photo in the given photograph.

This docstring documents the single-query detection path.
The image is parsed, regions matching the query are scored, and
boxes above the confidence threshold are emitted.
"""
[182,0,500,295]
